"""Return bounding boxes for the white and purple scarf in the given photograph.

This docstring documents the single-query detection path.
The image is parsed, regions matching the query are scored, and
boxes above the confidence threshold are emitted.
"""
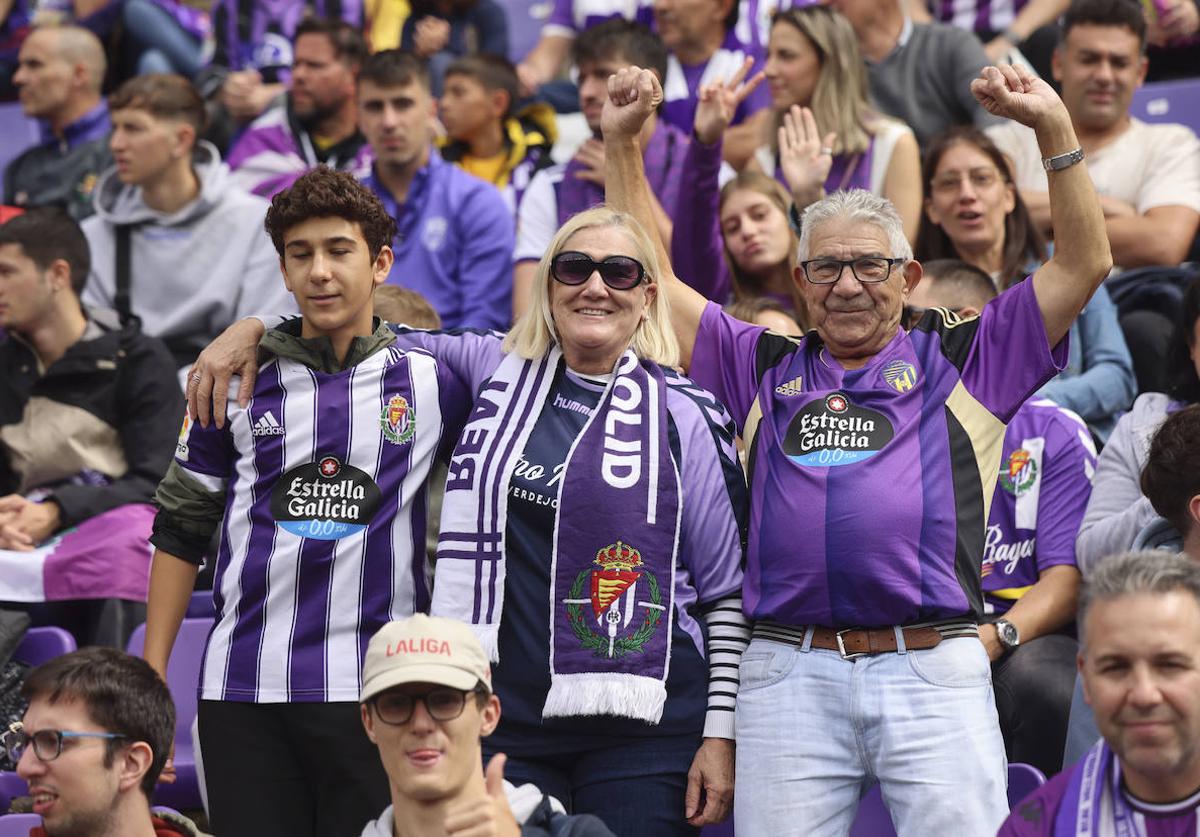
[1056,740,1146,837]
[434,347,681,723]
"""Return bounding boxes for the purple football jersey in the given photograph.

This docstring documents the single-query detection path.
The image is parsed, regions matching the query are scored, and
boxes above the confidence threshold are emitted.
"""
[983,398,1096,615]
[688,279,1068,627]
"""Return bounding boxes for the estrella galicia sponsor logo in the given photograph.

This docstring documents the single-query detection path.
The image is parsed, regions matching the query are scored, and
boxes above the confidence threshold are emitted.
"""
[270,456,381,540]
[782,392,894,466]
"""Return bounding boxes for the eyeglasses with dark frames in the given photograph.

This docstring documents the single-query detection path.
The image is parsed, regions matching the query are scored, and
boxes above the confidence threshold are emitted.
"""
[799,257,906,285]
[3,722,129,764]
[550,251,646,291]
[369,687,487,726]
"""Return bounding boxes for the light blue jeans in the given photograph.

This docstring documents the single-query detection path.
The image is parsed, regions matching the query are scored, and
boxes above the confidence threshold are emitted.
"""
[734,635,1009,836]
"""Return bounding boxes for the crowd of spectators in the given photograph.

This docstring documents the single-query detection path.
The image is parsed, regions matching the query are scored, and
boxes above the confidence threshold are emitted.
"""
[0,0,1198,834]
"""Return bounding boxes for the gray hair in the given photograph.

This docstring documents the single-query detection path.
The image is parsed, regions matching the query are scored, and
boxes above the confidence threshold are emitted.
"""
[1078,550,1200,648]
[796,189,912,264]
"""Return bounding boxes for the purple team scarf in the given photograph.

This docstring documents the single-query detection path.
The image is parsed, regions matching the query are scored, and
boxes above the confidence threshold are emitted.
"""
[1056,740,1145,836]
[434,348,681,722]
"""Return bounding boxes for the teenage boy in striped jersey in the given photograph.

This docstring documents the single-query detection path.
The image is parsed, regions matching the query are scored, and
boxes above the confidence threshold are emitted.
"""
[142,166,474,837]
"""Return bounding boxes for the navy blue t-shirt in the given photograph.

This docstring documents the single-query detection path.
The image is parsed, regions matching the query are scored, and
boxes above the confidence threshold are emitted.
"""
[486,367,708,757]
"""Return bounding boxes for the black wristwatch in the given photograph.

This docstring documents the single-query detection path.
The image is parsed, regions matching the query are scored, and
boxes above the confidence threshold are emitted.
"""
[994,619,1021,651]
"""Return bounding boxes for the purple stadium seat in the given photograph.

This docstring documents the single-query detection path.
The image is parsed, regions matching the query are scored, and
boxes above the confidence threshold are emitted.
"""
[1007,762,1047,809]
[126,618,212,810]
[849,784,894,837]
[12,627,75,668]
[0,813,41,835]
[1131,78,1200,136]
[0,773,27,812]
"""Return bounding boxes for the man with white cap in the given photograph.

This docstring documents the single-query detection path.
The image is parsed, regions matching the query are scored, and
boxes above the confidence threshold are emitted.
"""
[358,614,615,837]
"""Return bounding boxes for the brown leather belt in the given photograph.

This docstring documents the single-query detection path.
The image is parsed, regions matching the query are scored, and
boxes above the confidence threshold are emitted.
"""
[810,626,945,659]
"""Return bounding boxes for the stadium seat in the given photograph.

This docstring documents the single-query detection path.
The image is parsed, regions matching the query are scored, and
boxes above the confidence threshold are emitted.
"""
[126,618,212,810]
[185,590,214,619]
[12,627,75,667]
[1131,77,1200,136]
[0,813,40,835]
[0,773,26,812]
[1007,762,1048,808]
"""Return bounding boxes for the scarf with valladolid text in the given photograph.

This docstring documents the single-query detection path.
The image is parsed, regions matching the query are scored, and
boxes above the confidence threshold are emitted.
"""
[1055,740,1146,837]
[433,347,681,723]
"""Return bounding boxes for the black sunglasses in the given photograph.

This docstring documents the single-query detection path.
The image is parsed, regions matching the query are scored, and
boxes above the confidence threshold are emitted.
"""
[550,251,646,290]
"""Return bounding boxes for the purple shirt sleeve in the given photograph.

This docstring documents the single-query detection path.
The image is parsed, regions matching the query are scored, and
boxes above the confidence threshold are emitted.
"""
[1033,413,1096,571]
[545,0,575,33]
[454,181,516,331]
[960,279,1069,422]
[689,301,772,431]
[669,137,730,302]
[174,409,235,479]
[391,327,507,397]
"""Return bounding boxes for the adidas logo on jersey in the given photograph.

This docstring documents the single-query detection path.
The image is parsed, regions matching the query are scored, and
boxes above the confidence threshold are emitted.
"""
[775,376,804,397]
[252,411,286,437]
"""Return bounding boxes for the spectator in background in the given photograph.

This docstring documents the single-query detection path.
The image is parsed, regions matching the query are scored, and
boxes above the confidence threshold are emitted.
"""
[373,284,443,327]
[1144,0,1200,81]
[357,50,514,330]
[904,0,1068,77]
[1076,275,1200,573]
[717,171,805,323]
[1000,551,1200,836]
[401,0,509,96]
[0,210,179,620]
[830,0,1001,146]
[515,0,653,99]
[514,20,734,319]
[5,648,210,837]
[988,0,1200,269]
[724,295,803,334]
[32,0,121,42]
[1140,404,1200,557]
[437,53,557,215]
[195,0,364,147]
[81,74,290,368]
[654,0,770,140]
[226,18,372,198]
[910,258,1095,779]
[754,5,921,242]
[916,126,1135,442]
[0,0,33,100]
[4,25,110,220]
[990,0,1200,401]
[120,0,209,79]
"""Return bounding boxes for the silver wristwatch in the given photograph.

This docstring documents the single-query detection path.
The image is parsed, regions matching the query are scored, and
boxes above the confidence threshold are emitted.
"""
[1042,147,1084,172]
[994,619,1021,651]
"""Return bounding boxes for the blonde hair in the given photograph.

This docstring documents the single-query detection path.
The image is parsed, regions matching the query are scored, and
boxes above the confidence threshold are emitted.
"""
[504,205,680,368]
[769,6,875,156]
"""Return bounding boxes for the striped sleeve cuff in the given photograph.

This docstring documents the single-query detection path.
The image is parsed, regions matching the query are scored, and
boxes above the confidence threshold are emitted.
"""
[701,595,751,740]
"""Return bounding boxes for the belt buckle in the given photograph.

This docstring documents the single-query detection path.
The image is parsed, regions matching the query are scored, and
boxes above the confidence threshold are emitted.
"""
[835,628,865,660]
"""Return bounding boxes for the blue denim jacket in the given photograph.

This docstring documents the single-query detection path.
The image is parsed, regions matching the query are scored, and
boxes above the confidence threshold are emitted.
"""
[1037,284,1135,442]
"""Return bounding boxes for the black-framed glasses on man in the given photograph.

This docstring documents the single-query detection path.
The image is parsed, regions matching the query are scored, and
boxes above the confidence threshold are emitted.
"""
[369,687,486,726]
[799,257,906,285]
[3,722,129,763]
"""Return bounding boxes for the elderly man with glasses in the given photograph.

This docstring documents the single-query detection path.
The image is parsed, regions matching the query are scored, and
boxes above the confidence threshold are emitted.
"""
[357,615,615,837]
[604,60,1112,836]
[4,647,209,837]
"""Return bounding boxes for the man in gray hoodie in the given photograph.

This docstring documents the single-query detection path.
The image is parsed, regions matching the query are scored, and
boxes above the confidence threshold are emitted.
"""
[80,73,294,369]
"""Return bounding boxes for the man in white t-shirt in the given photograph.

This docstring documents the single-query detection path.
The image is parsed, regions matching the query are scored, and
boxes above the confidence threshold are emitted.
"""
[988,0,1200,270]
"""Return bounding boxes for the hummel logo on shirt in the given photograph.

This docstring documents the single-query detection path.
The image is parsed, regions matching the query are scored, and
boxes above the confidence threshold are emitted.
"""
[775,376,804,397]
[252,411,286,437]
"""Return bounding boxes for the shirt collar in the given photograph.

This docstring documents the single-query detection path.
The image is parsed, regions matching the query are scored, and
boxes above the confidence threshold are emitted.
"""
[40,100,110,150]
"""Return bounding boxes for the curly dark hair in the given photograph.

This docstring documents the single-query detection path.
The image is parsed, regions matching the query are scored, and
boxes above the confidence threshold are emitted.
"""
[1142,404,1200,536]
[22,648,175,798]
[265,166,397,260]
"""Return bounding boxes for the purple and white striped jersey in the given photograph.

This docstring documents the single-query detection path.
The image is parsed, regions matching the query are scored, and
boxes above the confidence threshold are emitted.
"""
[175,344,470,703]
[930,0,1031,35]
